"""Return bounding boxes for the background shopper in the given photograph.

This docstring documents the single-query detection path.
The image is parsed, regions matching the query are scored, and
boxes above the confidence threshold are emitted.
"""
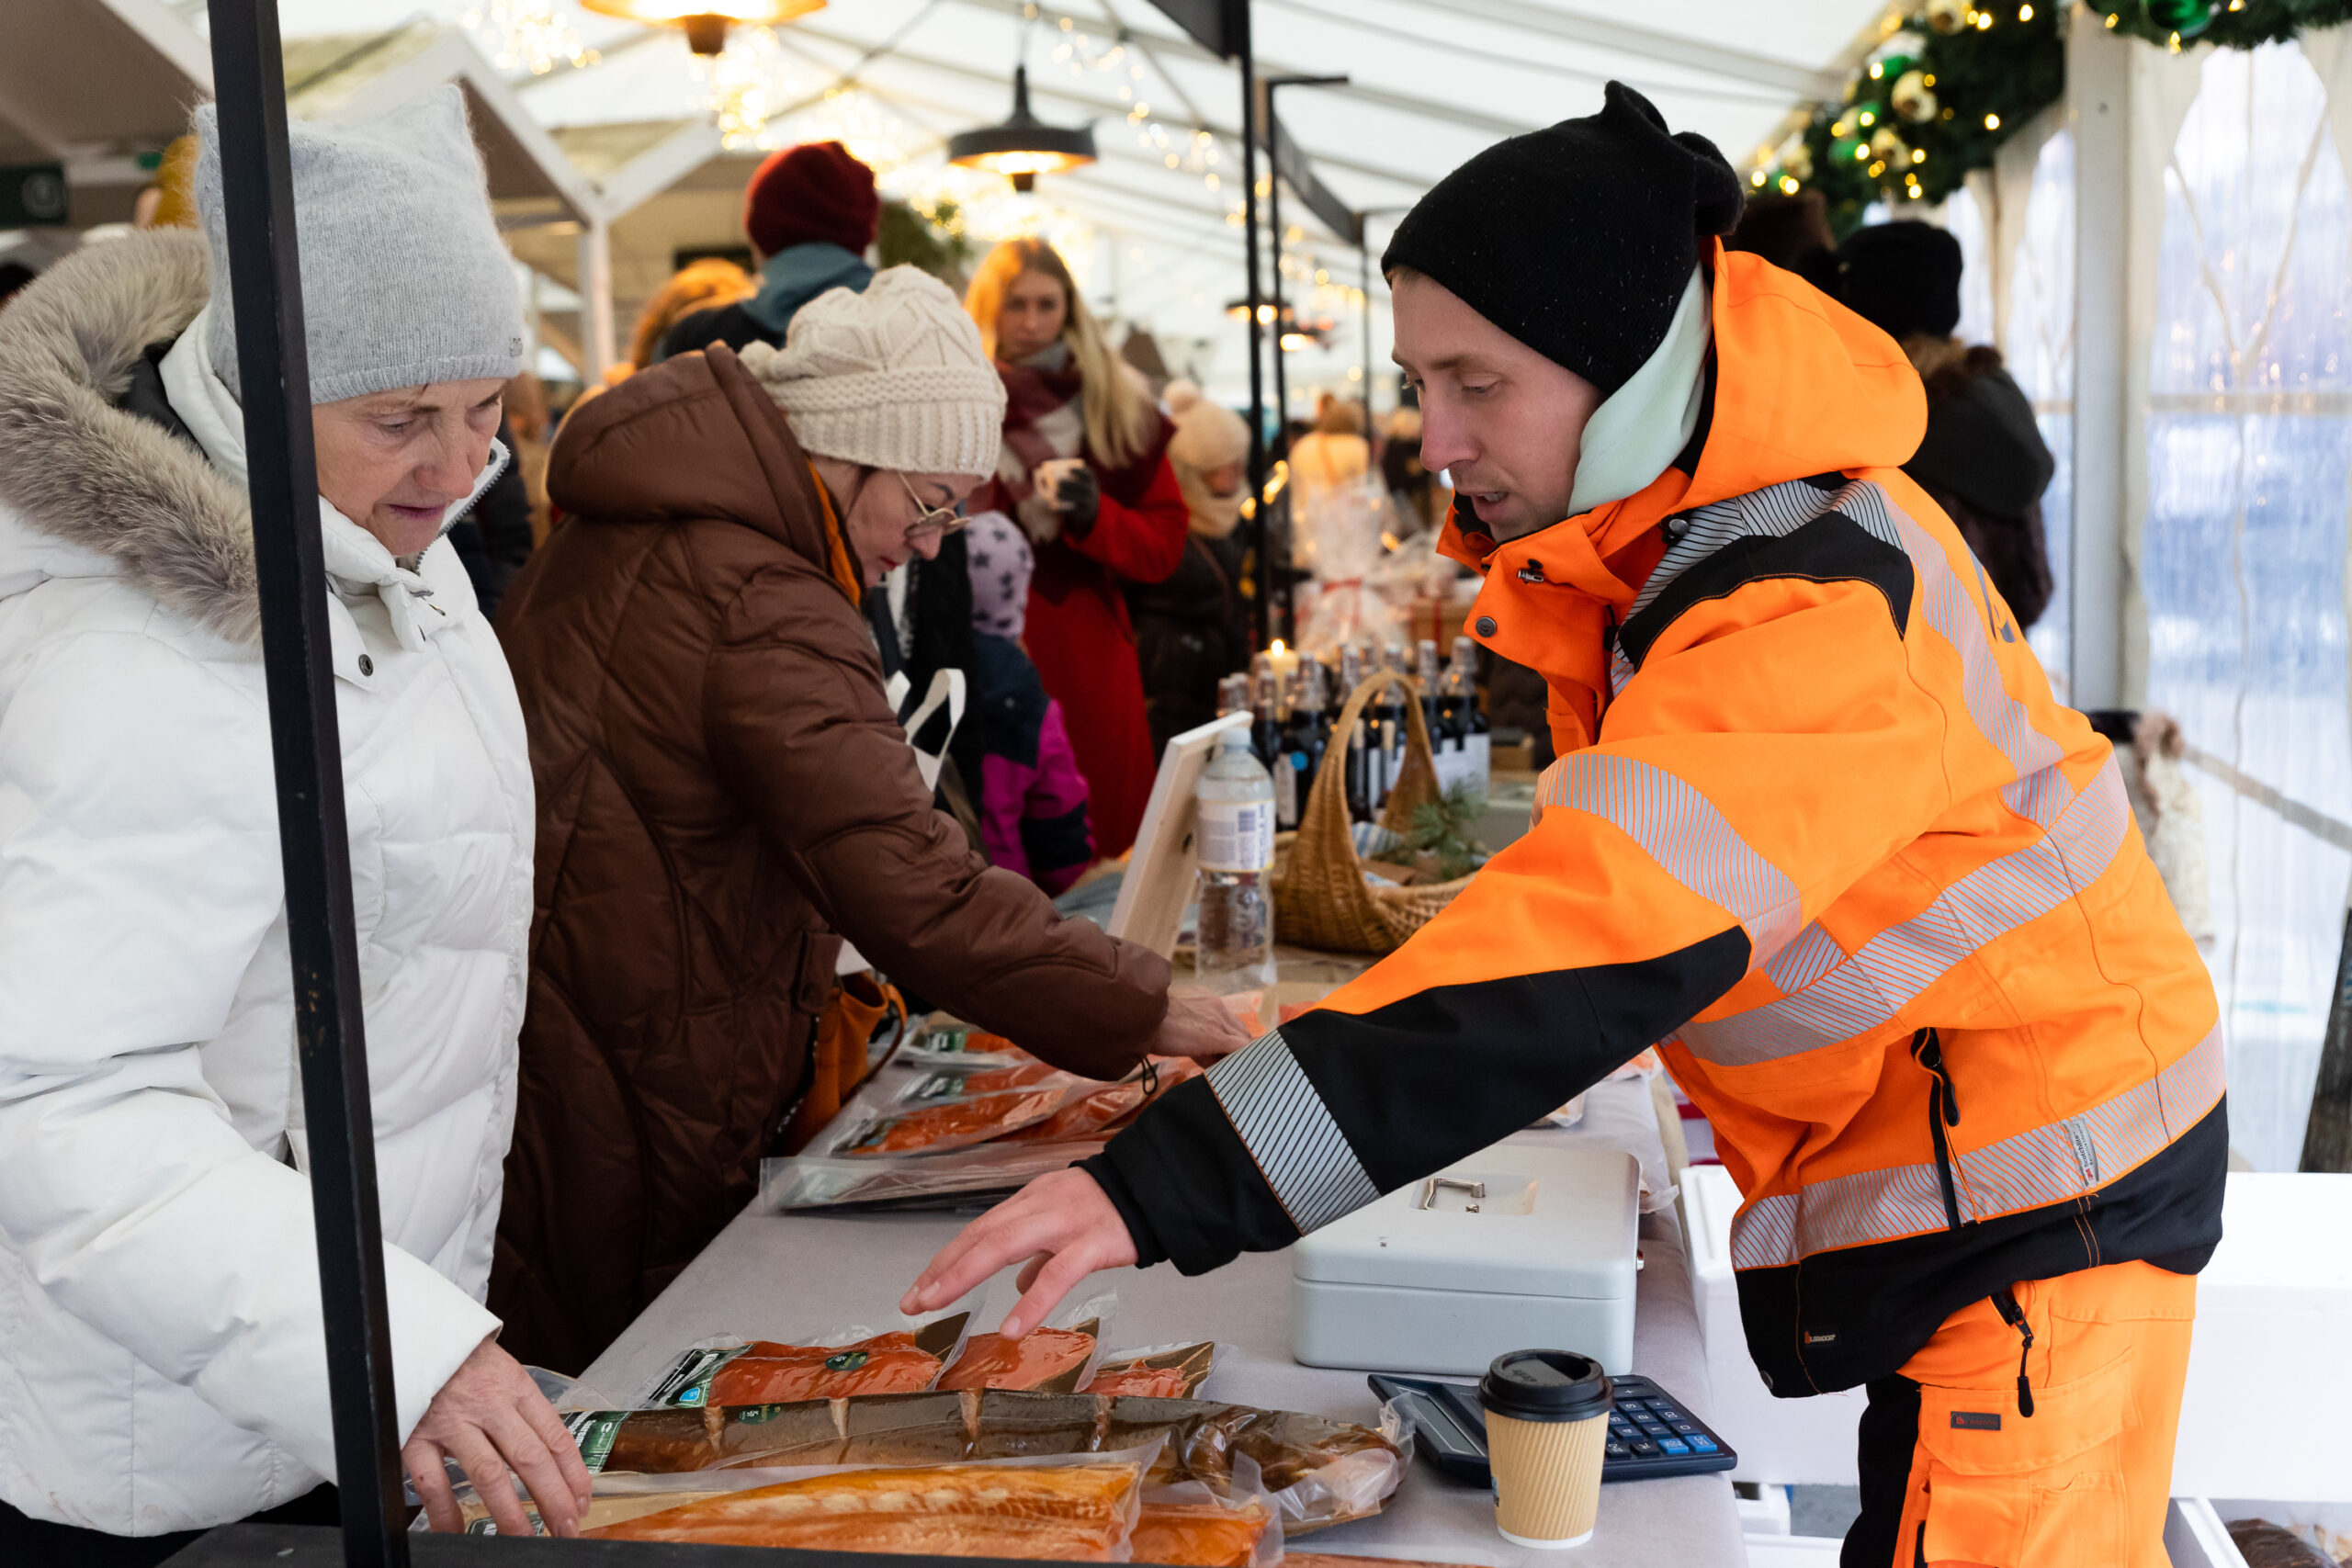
[966,509,1097,893]
[967,238,1188,855]
[1130,378,1251,756]
[1835,220,2057,630]
[662,139,878,359]
[491,266,1243,1375]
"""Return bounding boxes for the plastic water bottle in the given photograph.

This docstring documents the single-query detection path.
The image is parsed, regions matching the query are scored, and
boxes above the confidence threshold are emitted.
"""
[1194,729,1277,989]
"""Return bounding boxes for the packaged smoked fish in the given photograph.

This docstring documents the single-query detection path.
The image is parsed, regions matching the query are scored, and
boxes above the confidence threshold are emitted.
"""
[827,1079,1094,1156]
[1083,1342,1217,1400]
[550,1388,1402,1539]
[760,1140,1103,1214]
[936,1292,1115,1394]
[1098,1395,1410,1534]
[583,1444,1166,1558]
[1130,1455,1282,1568]
[425,1442,1164,1550]
[633,1298,978,1408]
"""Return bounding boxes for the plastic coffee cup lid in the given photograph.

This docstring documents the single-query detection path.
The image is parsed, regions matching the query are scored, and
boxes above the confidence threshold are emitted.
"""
[1479,1349,1612,1422]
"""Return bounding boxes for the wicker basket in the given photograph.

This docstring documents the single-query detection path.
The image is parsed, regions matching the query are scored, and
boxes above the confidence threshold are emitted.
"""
[1271,670,1476,954]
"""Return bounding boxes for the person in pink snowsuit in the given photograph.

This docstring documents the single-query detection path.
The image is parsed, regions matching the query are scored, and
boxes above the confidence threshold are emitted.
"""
[965,511,1096,894]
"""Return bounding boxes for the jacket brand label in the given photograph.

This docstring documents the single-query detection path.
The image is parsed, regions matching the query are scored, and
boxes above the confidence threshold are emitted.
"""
[1950,1411,2002,1431]
[2065,1118,2100,1185]
[1801,1329,1837,1345]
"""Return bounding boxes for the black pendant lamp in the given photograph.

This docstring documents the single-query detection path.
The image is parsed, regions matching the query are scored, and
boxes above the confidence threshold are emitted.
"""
[947,65,1096,192]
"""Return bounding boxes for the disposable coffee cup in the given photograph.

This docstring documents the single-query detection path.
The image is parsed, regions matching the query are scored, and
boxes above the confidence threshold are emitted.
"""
[1479,1349,1612,1550]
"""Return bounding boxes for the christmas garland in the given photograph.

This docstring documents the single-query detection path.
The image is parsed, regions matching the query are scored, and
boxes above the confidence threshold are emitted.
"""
[1757,1,2064,237]
[2088,0,2352,49]
[1758,0,2352,237]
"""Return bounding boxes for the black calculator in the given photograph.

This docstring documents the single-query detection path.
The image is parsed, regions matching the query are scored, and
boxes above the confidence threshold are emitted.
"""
[1367,1371,1736,1484]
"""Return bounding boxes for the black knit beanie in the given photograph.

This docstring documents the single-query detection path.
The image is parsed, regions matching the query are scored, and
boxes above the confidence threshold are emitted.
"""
[1835,221,1963,342]
[1380,82,1745,397]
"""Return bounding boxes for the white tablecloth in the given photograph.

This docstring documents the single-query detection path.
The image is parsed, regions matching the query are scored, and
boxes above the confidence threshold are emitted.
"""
[577,1075,1746,1568]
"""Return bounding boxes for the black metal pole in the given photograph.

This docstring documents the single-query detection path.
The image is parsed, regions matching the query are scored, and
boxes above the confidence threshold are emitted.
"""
[206,6,409,1566]
[1235,0,1269,653]
[1266,122,1288,472]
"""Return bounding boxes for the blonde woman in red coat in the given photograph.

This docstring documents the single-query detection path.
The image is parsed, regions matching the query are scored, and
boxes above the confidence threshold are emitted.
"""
[966,240,1189,858]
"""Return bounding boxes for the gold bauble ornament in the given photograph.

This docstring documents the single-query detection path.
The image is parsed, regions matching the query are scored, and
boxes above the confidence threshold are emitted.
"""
[1892,69,1939,123]
[1926,0,1971,33]
[1869,126,1908,163]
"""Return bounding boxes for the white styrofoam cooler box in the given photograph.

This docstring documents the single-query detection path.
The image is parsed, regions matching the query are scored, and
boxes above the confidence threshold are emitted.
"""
[1291,1142,1640,1375]
[1689,1164,2352,1498]
[2172,1173,2352,1501]
[1685,1164,1864,1485]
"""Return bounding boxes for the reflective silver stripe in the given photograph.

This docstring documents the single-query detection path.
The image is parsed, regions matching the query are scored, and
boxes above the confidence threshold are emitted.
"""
[1836,482,2068,786]
[1680,758,2131,1067]
[1728,1024,2225,1270]
[1534,752,1804,964]
[1636,478,2070,803]
[1761,920,1846,995]
[1629,476,1905,622]
[1204,1031,1380,1234]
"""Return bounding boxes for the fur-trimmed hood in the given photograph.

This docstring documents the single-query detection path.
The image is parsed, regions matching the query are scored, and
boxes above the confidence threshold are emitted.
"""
[0,230,262,643]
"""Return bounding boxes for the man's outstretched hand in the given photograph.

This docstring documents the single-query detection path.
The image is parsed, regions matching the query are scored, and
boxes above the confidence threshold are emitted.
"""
[404,1336,594,1537]
[899,1168,1137,1338]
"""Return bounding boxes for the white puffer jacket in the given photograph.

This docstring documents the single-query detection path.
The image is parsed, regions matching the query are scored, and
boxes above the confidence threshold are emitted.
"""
[0,231,533,1534]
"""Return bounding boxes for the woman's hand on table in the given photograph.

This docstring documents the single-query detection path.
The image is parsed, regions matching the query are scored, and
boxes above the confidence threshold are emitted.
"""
[403,1335,594,1538]
[1147,991,1253,1062]
[899,1168,1136,1338]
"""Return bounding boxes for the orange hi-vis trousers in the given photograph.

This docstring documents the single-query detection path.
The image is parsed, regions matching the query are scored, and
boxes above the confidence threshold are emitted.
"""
[1844,1261,2198,1568]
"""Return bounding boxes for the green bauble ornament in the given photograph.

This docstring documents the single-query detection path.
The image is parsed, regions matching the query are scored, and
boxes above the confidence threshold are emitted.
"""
[2143,0,2217,36]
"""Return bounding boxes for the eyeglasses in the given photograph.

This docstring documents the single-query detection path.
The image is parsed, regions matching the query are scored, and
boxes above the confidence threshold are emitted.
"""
[897,470,969,543]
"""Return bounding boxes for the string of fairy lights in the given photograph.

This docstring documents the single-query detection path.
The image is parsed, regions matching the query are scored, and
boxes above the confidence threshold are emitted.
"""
[461,0,1370,348]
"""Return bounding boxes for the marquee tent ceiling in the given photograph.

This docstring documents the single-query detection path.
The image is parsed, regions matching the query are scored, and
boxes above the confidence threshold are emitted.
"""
[10,0,1893,404]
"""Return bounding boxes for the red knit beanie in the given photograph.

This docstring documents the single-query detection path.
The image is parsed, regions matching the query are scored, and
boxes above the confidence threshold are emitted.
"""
[742,141,880,260]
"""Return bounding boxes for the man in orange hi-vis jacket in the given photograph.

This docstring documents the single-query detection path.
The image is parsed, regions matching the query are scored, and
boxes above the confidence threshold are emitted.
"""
[905,84,2222,1568]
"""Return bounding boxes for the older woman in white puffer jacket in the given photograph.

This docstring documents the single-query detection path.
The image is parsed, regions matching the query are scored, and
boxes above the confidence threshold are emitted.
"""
[0,89,591,1558]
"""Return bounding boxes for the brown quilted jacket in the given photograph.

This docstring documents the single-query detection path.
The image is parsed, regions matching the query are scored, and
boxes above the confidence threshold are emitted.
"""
[488,346,1169,1372]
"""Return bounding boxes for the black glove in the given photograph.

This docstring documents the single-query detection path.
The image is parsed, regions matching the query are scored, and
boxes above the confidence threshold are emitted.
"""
[1052,464,1102,534]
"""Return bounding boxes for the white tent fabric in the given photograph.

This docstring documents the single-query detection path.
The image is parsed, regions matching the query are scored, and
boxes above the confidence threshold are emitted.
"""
[247,0,1886,408]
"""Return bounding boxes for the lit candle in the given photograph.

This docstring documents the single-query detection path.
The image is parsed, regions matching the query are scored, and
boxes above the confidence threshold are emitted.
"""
[1265,638,1301,682]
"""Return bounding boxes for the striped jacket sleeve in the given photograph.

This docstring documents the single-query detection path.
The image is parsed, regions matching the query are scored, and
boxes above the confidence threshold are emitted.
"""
[1090,478,2036,1274]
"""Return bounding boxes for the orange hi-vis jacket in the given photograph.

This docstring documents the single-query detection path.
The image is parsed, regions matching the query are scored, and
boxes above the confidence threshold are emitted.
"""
[1086,243,2226,1396]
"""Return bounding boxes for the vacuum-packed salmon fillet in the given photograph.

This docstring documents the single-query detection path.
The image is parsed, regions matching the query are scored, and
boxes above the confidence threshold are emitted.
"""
[841,1087,1077,1156]
[1130,1499,1272,1567]
[1085,1364,1195,1399]
[707,1333,944,1404]
[586,1461,1144,1559]
[937,1327,1095,1393]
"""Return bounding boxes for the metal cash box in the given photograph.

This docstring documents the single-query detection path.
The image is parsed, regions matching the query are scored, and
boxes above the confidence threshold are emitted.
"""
[1289,1142,1641,1375]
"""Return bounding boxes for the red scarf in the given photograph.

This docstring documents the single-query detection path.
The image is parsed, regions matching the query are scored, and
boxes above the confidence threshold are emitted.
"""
[993,358,1086,503]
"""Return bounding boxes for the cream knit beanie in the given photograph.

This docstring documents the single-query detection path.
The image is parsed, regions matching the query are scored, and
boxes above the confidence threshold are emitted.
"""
[1163,379,1250,473]
[741,265,1007,478]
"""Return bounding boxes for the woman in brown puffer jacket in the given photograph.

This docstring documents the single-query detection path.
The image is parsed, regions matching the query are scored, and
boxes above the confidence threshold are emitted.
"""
[489,268,1243,1373]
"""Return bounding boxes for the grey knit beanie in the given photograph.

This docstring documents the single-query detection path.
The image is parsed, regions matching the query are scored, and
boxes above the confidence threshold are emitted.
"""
[194,85,524,405]
[740,265,1007,478]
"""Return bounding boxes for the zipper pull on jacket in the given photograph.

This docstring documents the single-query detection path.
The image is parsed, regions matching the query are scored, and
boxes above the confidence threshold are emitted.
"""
[1991,1288,2035,1417]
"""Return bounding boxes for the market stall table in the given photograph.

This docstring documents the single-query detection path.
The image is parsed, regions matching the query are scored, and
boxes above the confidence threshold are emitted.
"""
[578,1075,1746,1568]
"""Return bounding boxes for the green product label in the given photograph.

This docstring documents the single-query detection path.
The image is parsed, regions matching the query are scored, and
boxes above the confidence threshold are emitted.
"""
[823,1349,871,1371]
[906,1071,969,1102]
[564,1410,628,1472]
